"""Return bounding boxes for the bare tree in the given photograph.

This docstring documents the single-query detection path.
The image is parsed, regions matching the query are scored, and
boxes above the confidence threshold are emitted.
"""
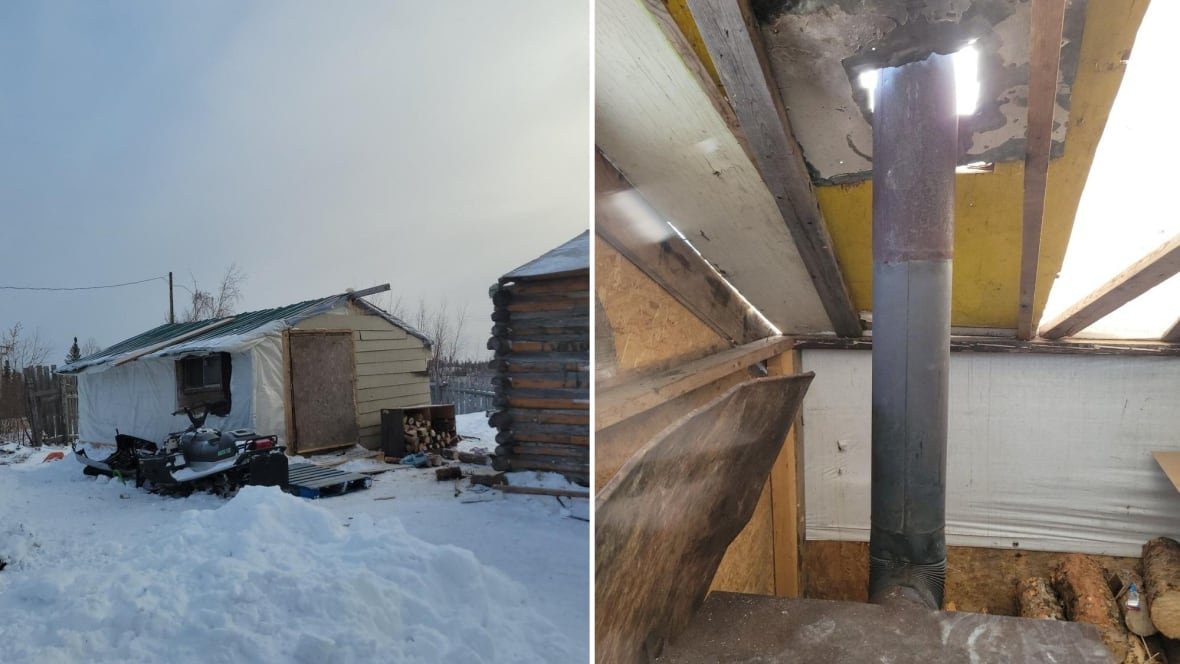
[181,263,246,322]
[361,294,471,383]
[80,338,102,356]
[0,323,50,371]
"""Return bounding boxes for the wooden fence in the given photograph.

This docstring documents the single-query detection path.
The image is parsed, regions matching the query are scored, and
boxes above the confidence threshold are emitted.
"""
[431,375,495,415]
[0,365,78,445]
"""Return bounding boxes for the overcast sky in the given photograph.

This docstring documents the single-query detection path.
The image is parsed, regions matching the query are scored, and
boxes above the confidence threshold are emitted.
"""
[0,1,589,362]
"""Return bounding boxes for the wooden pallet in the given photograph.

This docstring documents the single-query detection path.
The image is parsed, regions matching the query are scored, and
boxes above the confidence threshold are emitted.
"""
[286,462,372,499]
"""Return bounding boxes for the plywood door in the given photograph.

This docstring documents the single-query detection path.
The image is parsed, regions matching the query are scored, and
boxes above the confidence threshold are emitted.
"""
[289,331,358,454]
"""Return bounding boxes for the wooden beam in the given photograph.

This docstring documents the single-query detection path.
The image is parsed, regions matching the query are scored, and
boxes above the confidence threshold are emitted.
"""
[596,335,794,430]
[767,351,804,597]
[795,334,1180,358]
[346,283,391,300]
[596,151,778,346]
[1040,234,1180,339]
[684,0,861,338]
[1016,0,1068,340]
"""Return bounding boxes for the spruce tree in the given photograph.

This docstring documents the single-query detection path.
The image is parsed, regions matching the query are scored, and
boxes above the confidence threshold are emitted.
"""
[66,337,81,363]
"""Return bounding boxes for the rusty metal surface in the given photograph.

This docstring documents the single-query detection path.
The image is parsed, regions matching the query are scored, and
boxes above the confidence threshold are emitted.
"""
[656,592,1112,663]
[872,53,957,263]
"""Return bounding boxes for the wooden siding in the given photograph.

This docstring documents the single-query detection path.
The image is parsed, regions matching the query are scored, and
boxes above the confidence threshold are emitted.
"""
[294,304,430,449]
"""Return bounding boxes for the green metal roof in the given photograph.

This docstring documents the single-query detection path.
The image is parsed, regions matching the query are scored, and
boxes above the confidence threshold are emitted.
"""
[60,293,429,374]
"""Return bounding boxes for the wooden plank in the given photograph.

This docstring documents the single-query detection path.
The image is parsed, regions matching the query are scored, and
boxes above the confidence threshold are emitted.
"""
[357,380,430,403]
[355,338,422,353]
[684,0,861,338]
[356,349,429,366]
[596,374,813,664]
[596,153,776,346]
[794,334,1180,358]
[1016,0,1068,340]
[497,485,589,499]
[596,0,833,335]
[356,384,436,413]
[766,351,803,598]
[356,371,428,390]
[1040,233,1180,339]
[357,329,408,341]
[281,329,296,452]
[596,336,793,430]
[356,359,428,376]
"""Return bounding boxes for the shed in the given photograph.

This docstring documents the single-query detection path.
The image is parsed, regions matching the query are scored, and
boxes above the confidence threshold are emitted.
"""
[488,231,590,484]
[59,286,431,455]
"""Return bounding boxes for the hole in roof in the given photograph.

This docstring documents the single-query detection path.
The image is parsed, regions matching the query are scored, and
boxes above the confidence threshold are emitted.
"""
[858,44,980,116]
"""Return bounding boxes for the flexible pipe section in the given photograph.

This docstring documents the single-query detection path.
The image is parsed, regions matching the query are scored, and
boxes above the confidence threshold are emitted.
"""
[868,52,957,610]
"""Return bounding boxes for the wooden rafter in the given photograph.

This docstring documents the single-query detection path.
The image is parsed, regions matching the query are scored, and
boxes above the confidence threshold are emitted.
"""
[1016,0,1068,340]
[595,150,778,346]
[683,0,862,337]
[596,335,795,431]
[1040,233,1180,340]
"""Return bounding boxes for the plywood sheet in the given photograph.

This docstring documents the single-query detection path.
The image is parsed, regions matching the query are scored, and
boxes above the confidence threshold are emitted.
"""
[594,238,727,381]
[289,332,359,453]
[595,374,813,663]
[1153,451,1180,493]
[708,480,775,596]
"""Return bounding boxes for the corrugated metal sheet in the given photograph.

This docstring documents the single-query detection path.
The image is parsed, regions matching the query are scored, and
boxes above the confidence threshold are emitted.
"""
[502,231,590,281]
[60,292,430,374]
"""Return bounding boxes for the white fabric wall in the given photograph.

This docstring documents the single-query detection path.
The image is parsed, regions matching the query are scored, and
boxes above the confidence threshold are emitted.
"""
[250,335,288,445]
[78,351,255,444]
[801,349,1180,557]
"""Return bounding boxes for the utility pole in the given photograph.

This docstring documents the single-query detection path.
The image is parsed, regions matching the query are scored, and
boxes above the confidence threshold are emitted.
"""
[168,272,175,324]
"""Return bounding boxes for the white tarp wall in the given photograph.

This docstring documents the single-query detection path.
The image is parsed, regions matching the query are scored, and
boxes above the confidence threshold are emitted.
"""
[250,335,287,446]
[801,349,1180,557]
[78,351,256,444]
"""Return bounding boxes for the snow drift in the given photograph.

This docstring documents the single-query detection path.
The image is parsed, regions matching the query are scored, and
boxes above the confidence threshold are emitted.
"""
[0,486,574,663]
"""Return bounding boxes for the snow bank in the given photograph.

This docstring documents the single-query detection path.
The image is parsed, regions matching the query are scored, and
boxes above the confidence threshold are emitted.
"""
[0,486,574,664]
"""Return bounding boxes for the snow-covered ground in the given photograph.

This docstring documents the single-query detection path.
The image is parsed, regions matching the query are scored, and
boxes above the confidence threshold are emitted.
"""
[0,413,588,663]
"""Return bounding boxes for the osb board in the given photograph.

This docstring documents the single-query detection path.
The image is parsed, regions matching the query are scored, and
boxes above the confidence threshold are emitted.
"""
[803,540,1139,616]
[595,237,727,382]
[596,375,814,664]
[289,331,359,453]
[708,480,775,596]
[708,352,802,598]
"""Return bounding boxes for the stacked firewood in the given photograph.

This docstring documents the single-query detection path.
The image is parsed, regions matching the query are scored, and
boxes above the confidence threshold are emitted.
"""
[486,267,589,485]
[402,414,460,453]
[1014,537,1180,663]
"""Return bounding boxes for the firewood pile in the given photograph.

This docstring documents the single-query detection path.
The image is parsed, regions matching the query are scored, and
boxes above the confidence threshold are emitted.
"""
[1014,537,1180,663]
[401,413,460,453]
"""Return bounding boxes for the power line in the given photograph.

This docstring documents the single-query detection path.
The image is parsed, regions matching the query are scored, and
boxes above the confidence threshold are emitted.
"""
[0,276,166,292]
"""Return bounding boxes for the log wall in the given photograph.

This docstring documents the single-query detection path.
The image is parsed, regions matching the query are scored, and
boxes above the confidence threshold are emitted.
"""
[489,271,590,484]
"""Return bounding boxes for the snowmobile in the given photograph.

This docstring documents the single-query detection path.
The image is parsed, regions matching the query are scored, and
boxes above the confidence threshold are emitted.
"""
[73,401,288,495]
